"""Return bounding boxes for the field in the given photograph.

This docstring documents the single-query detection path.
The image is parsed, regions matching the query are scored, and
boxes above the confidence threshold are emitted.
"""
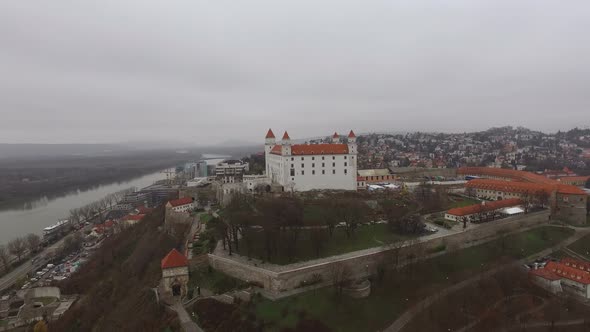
[566,232,590,259]
[247,226,574,332]
[237,223,415,265]
[446,196,480,209]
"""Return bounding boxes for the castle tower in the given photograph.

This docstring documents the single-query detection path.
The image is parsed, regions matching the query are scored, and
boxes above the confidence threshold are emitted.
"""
[282,131,291,156]
[264,129,276,176]
[332,132,340,143]
[347,130,357,155]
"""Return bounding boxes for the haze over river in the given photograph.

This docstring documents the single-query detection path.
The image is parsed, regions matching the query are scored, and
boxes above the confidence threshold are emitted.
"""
[0,171,166,245]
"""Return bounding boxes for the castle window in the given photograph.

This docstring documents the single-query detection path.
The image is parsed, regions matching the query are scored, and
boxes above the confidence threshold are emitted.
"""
[332,156,335,160]
[344,169,348,174]
[301,163,304,168]
[312,157,315,160]
[344,156,347,159]
[312,170,315,175]
[332,170,336,174]
[302,170,305,175]
[344,162,347,167]
[290,169,295,176]
[332,162,335,167]
[322,170,325,175]
[322,163,325,167]
[291,157,294,161]
[301,157,304,160]
[312,163,315,167]
[322,156,325,160]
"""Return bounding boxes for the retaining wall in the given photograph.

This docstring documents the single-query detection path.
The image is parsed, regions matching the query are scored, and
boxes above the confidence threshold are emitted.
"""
[208,211,551,295]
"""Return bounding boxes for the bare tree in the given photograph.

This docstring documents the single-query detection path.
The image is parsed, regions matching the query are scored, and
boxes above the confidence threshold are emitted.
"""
[330,199,368,238]
[0,245,10,273]
[8,237,27,262]
[330,263,352,297]
[25,233,41,254]
[309,228,328,258]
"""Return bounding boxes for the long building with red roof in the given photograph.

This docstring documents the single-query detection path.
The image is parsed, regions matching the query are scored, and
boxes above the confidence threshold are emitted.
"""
[265,129,358,191]
[458,167,588,225]
[445,198,523,222]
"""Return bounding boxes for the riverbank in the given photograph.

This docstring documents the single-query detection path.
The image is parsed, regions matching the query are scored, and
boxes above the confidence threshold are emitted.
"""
[0,170,169,245]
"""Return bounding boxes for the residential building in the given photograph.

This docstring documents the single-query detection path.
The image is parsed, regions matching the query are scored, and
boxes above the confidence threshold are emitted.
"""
[215,160,249,183]
[264,129,358,191]
[165,197,194,213]
[530,258,590,299]
[459,167,588,225]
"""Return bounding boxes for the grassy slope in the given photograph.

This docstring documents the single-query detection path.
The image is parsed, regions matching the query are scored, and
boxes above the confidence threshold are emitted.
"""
[50,207,181,332]
[252,226,574,332]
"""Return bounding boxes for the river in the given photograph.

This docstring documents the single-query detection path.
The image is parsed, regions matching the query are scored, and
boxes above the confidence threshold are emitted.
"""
[0,171,167,245]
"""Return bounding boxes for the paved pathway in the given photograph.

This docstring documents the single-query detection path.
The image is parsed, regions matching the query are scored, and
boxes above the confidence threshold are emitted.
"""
[385,227,590,332]
[170,300,203,332]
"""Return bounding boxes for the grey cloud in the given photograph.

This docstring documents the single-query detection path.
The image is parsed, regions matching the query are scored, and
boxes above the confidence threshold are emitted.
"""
[1,1,589,144]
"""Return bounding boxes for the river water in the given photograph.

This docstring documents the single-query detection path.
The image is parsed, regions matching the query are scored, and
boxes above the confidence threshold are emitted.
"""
[0,171,167,245]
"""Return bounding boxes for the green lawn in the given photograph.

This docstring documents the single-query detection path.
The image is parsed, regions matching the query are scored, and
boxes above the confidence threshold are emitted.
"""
[189,267,246,295]
[447,197,480,209]
[238,223,415,265]
[250,226,574,332]
[567,232,590,260]
[200,213,213,223]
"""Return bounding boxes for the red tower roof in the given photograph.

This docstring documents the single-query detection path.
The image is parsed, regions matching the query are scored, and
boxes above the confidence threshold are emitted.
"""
[265,129,275,139]
[348,130,356,138]
[282,131,291,140]
[161,248,188,269]
[333,132,339,138]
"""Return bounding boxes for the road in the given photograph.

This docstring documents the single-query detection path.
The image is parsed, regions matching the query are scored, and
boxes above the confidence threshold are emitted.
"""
[0,236,68,293]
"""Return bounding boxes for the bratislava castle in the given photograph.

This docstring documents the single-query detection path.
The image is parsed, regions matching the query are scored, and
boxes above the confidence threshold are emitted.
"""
[264,129,358,191]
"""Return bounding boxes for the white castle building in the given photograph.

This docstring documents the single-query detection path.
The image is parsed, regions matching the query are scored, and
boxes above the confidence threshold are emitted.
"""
[264,129,358,191]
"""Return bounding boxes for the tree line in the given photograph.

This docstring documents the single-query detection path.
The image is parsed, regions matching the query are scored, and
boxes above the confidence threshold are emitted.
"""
[0,233,41,273]
[205,191,426,263]
[68,187,135,224]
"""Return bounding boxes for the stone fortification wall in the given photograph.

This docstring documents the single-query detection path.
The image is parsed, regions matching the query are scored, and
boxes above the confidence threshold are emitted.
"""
[209,210,550,295]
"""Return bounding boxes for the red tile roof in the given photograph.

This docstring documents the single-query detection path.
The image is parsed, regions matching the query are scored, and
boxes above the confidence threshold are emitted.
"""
[282,131,290,140]
[125,214,145,221]
[270,144,350,156]
[161,248,188,269]
[447,198,523,216]
[348,130,356,138]
[561,257,590,272]
[460,167,587,196]
[136,206,153,214]
[168,197,193,207]
[265,129,275,139]
[529,266,561,281]
[544,261,590,285]
[270,145,282,155]
[292,144,348,155]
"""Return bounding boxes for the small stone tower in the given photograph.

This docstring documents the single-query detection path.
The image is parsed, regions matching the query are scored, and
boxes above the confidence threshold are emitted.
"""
[161,248,189,298]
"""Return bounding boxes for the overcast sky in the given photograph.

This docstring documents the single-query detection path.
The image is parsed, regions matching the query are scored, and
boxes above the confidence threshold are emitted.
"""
[1,1,589,145]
